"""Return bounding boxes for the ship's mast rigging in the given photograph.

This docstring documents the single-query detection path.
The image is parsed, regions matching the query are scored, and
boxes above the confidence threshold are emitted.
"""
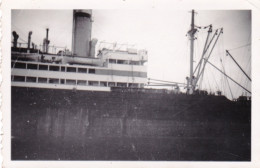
[146,10,250,98]
[187,10,251,97]
[187,10,223,94]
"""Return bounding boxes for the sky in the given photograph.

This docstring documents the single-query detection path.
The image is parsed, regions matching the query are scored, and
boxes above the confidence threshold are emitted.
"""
[11,10,251,99]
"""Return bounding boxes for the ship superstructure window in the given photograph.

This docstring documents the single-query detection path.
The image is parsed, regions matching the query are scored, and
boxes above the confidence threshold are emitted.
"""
[109,59,116,64]
[78,68,87,73]
[60,79,65,84]
[89,69,95,74]
[14,62,26,69]
[38,78,48,83]
[130,61,140,65]
[77,80,87,85]
[39,65,48,70]
[100,81,107,87]
[26,76,37,83]
[88,81,99,86]
[61,66,65,72]
[13,76,25,82]
[108,82,115,87]
[117,60,128,64]
[66,79,76,85]
[49,66,60,71]
[67,67,76,72]
[49,78,59,84]
[27,64,38,69]
[117,82,127,87]
[129,83,138,88]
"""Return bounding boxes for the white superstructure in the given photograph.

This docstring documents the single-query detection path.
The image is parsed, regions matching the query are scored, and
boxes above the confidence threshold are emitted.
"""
[11,47,148,92]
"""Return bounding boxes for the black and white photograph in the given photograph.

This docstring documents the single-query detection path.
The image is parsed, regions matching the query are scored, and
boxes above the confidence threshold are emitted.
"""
[2,0,260,167]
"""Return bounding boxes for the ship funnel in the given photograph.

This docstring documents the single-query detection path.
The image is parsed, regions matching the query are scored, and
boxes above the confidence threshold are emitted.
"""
[72,10,92,57]
[90,38,98,58]
[12,31,19,48]
[27,31,32,49]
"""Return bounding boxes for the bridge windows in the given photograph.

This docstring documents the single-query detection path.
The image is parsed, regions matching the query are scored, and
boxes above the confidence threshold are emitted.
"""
[49,78,59,84]
[100,81,108,87]
[108,82,115,87]
[108,59,142,66]
[11,62,145,88]
[66,79,76,85]
[26,76,37,83]
[38,77,48,83]
[13,76,25,82]
[128,83,138,88]
[27,64,38,69]
[88,81,99,86]
[109,59,116,64]
[60,79,65,84]
[67,67,76,72]
[129,61,140,65]
[49,65,60,71]
[77,80,87,86]
[61,66,65,72]
[12,75,144,89]
[78,68,87,73]
[117,82,127,87]
[14,62,26,69]
[12,61,145,79]
[39,64,48,70]
[117,60,128,64]
[89,69,95,74]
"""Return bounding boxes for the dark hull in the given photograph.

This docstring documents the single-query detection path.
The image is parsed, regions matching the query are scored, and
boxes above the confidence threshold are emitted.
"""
[11,86,251,161]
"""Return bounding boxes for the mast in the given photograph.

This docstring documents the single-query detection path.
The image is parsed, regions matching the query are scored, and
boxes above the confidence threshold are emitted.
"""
[188,10,196,94]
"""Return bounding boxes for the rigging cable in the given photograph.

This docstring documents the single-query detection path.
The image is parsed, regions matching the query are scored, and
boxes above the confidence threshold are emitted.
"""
[206,60,251,94]
[220,59,234,100]
[228,43,251,51]
[205,70,212,94]
[210,66,220,93]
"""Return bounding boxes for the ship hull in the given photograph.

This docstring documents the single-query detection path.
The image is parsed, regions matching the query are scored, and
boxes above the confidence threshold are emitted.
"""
[11,86,251,161]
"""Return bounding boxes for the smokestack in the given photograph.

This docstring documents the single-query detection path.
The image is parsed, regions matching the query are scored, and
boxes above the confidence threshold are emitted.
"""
[89,38,98,58]
[72,10,92,57]
[46,28,50,53]
[43,28,50,53]
[27,31,32,49]
[12,31,19,48]
[46,28,49,40]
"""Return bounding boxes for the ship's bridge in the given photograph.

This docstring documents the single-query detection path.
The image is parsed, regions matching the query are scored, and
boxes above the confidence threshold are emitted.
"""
[98,48,148,64]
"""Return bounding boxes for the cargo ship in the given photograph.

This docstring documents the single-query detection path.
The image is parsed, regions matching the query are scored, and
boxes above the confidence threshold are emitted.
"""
[11,10,251,161]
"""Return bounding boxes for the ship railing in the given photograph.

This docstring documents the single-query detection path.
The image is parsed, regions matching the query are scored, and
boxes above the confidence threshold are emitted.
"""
[12,41,40,50]
[12,42,69,55]
[39,45,70,55]
[99,41,137,52]
[12,42,28,48]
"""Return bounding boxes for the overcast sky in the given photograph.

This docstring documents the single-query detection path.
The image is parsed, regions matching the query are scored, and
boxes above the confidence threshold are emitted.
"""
[11,10,251,99]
